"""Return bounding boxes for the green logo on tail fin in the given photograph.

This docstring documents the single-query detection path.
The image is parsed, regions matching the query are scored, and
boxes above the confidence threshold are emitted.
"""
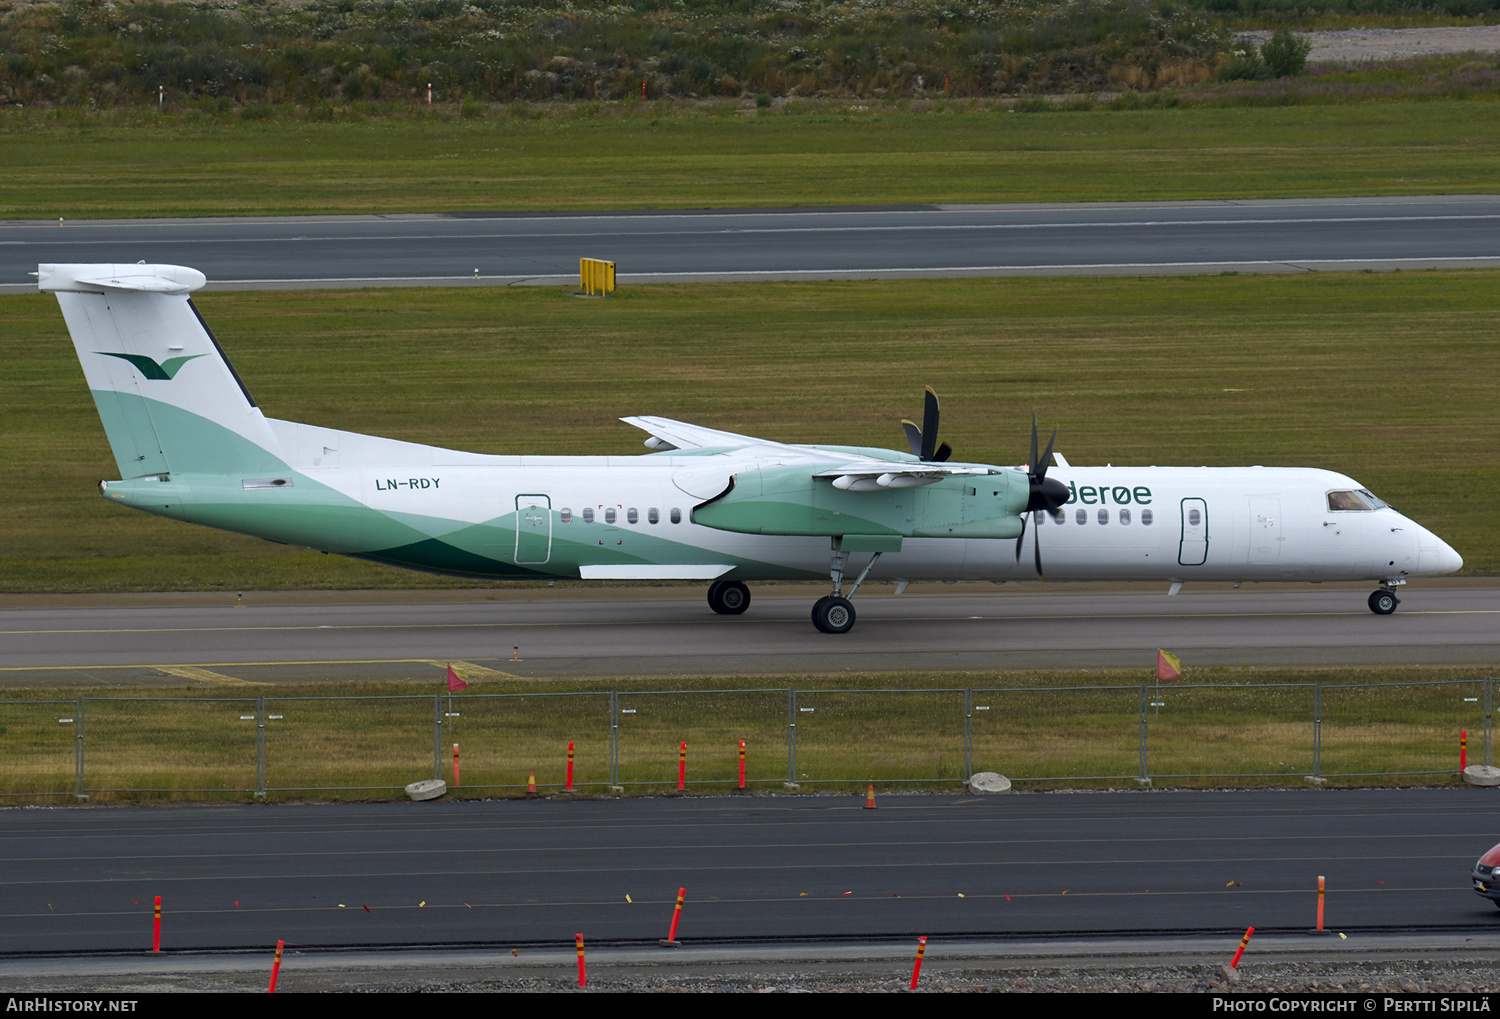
[97,352,207,380]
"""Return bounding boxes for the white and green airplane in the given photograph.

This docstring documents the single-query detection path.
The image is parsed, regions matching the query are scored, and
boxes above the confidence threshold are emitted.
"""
[44,262,1463,633]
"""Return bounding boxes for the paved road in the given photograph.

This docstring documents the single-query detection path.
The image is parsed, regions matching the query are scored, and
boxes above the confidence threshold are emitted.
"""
[0,791,1496,954]
[5,196,1499,292]
[0,584,1495,684]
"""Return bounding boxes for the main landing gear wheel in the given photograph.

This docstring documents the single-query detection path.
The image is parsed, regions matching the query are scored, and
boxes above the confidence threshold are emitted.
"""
[707,580,751,615]
[1368,589,1400,615]
[811,595,856,634]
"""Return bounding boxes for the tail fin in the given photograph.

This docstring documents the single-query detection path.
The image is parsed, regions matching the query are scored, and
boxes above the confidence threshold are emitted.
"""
[41,264,285,478]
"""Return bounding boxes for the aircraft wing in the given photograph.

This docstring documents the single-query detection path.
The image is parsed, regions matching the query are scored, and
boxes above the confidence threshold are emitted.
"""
[621,415,809,455]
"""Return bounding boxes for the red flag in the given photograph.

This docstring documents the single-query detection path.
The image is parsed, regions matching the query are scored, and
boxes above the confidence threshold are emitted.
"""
[1156,649,1182,681]
[446,663,469,692]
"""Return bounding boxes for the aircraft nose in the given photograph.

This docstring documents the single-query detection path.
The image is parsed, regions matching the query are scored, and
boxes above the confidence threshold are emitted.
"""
[1416,525,1463,575]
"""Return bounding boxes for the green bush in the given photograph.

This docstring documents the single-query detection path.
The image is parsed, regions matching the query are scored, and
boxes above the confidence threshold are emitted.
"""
[1219,47,1272,82]
[1261,27,1312,79]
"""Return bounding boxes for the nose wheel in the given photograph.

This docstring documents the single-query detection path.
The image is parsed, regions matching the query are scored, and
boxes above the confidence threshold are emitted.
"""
[1368,588,1400,615]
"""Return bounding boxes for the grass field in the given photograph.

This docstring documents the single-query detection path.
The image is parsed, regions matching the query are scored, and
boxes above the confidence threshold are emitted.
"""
[4,269,1495,593]
[1,667,1490,801]
[3,101,1500,217]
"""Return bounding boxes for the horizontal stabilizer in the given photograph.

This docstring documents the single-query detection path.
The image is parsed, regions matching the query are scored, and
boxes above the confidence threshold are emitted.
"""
[39,263,206,295]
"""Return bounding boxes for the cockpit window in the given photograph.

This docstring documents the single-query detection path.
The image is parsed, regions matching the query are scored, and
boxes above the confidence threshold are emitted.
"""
[1357,488,1388,509]
[1327,490,1372,512]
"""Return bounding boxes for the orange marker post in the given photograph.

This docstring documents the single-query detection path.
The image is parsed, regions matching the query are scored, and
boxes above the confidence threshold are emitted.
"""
[677,741,687,791]
[910,936,927,990]
[575,933,586,988]
[268,939,285,993]
[566,742,575,792]
[1462,730,1469,771]
[152,895,161,952]
[660,887,686,947]
[1230,926,1254,969]
[1317,875,1326,931]
[738,740,746,791]
[453,743,460,788]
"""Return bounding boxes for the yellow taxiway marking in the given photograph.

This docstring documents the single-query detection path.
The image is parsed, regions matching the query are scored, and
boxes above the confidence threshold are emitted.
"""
[154,666,260,686]
[425,659,522,681]
[3,607,1497,638]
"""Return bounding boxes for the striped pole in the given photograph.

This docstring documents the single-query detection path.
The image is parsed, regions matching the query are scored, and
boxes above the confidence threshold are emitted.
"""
[738,740,746,790]
[268,939,285,992]
[1230,926,1254,969]
[677,741,687,791]
[660,887,686,946]
[910,936,927,990]
[575,933,586,988]
[453,743,460,787]
[1317,875,1325,931]
[1462,730,1469,771]
[152,895,161,952]
[566,742,575,792]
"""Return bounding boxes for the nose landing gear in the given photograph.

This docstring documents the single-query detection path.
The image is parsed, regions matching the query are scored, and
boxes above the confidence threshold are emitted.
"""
[1368,586,1401,615]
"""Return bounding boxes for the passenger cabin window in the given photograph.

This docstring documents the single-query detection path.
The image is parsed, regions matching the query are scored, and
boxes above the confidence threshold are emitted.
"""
[605,507,617,524]
[1119,508,1131,525]
[1034,511,1046,525]
[1328,490,1373,512]
[648,507,659,524]
[559,508,572,524]
[1075,508,1087,525]
[1188,508,1201,526]
[670,508,682,524]
[582,507,594,524]
[628,508,639,524]
[1141,509,1153,526]
[1097,509,1109,525]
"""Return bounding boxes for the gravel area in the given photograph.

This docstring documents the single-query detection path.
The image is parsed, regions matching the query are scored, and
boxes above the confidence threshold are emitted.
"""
[1237,25,1500,62]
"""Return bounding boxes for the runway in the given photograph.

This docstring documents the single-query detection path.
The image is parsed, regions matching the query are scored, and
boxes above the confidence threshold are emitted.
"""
[5,195,1500,293]
[1,582,1495,685]
[0,791,1496,955]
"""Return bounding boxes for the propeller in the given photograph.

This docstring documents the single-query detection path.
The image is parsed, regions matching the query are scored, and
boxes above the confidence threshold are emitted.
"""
[1015,414,1071,578]
[901,386,952,463]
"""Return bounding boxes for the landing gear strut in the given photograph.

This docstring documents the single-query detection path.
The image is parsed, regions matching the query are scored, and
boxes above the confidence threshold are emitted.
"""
[1368,587,1400,615]
[811,549,882,634]
[707,579,751,615]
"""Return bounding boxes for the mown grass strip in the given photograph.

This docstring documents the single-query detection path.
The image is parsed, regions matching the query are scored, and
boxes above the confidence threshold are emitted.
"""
[4,269,1495,593]
[4,102,1500,218]
[1,667,1491,801]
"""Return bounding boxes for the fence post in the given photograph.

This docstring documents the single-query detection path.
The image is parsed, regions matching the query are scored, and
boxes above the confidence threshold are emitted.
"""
[963,688,973,782]
[1313,681,1322,781]
[788,689,798,787]
[75,697,86,801]
[1486,677,1493,769]
[256,694,266,799]
[433,695,442,781]
[610,690,619,789]
[1138,684,1149,785]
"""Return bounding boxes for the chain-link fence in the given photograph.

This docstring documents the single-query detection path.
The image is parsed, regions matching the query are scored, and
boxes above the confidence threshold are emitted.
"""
[3,679,1494,800]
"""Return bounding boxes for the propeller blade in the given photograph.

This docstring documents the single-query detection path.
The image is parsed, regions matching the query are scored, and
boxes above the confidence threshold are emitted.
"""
[1034,517,1045,579]
[1014,514,1027,563]
[1036,428,1058,482]
[1029,414,1039,475]
[934,441,952,463]
[901,419,923,458]
[921,387,940,462]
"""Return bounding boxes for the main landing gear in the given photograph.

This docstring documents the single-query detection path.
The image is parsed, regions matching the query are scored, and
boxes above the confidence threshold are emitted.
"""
[810,549,883,634]
[707,579,751,615]
[1368,585,1402,615]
